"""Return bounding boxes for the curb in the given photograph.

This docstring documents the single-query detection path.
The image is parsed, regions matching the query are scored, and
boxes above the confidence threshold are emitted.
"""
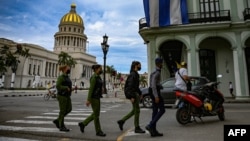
[224,100,250,103]
[3,93,44,97]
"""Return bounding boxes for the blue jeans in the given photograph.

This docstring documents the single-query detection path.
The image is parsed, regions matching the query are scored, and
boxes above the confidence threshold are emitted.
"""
[148,96,165,130]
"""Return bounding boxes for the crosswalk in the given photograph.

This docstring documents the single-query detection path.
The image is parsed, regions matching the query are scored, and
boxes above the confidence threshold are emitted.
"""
[0,103,122,141]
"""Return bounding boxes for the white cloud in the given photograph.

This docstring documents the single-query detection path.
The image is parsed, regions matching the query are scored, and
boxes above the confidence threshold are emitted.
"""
[0,0,147,74]
[88,21,105,31]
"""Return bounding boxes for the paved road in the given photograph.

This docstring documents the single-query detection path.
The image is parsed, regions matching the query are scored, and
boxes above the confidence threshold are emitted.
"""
[0,90,250,141]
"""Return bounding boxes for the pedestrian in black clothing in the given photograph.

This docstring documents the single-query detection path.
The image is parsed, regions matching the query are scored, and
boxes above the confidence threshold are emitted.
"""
[117,61,145,133]
[145,58,165,137]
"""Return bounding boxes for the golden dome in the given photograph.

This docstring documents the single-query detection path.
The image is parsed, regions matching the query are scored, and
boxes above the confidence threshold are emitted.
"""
[60,3,83,26]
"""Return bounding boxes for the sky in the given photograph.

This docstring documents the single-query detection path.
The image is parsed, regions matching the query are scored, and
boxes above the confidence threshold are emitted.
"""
[0,0,147,74]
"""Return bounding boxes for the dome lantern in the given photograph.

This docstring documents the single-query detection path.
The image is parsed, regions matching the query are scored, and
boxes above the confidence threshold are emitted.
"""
[59,3,83,26]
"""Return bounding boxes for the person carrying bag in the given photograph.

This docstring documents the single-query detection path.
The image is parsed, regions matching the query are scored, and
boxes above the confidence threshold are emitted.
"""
[175,62,191,91]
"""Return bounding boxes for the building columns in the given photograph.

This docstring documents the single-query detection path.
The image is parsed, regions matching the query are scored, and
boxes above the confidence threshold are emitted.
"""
[233,32,249,99]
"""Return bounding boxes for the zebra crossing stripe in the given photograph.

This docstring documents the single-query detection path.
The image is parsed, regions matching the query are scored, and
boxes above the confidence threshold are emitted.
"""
[0,137,39,141]
[0,125,64,133]
[43,113,91,116]
[53,110,106,113]
[26,116,85,120]
[6,120,79,125]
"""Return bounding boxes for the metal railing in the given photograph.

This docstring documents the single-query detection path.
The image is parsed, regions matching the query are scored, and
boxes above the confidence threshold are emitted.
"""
[139,10,231,29]
[188,10,231,23]
[243,8,250,20]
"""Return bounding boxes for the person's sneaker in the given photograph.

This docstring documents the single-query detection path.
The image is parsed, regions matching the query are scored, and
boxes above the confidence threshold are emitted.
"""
[78,122,85,133]
[117,120,124,131]
[60,126,70,132]
[53,119,59,129]
[96,131,106,137]
[135,126,145,133]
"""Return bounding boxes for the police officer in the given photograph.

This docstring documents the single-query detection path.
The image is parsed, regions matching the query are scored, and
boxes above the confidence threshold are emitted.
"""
[117,61,145,133]
[53,65,72,132]
[146,58,165,137]
[78,64,106,137]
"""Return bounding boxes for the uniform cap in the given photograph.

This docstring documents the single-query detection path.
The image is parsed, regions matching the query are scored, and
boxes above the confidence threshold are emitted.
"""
[155,58,163,64]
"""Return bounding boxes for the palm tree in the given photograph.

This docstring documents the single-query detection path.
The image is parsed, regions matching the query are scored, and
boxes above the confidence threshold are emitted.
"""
[1,44,31,89]
[140,75,148,88]
[58,51,77,67]
[0,46,9,76]
[0,56,6,88]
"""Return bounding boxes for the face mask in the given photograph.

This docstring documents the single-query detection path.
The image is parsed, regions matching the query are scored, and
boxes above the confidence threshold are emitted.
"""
[66,70,71,74]
[99,70,103,74]
[159,64,163,69]
[137,66,141,71]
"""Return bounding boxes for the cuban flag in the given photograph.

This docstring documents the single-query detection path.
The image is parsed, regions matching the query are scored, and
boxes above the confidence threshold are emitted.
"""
[143,0,189,27]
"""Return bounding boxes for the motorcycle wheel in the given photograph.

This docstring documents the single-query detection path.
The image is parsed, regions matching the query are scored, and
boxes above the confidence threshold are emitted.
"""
[218,106,225,121]
[43,93,50,101]
[176,107,191,125]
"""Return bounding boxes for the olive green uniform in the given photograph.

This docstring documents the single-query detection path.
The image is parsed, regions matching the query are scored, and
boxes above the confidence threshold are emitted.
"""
[121,93,140,127]
[55,74,72,128]
[121,70,142,128]
[80,73,103,133]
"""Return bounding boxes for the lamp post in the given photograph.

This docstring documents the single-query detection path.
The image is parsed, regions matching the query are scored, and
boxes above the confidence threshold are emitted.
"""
[101,34,109,94]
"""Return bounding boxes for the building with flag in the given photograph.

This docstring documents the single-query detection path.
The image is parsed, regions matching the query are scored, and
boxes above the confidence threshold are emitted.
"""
[139,0,250,99]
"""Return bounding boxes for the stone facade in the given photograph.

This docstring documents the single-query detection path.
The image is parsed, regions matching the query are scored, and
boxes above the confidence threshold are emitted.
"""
[0,4,96,89]
[139,0,250,99]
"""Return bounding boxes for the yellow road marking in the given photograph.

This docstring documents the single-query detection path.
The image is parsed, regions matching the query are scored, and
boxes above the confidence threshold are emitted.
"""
[117,128,133,141]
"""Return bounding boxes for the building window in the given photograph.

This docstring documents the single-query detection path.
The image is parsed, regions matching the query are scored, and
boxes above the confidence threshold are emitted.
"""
[28,64,32,75]
[52,64,54,77]
[199,0,220,18]
[33,65,36,75]
[37,65,40,75]
[45,62,48,76]
[69,27,71,32]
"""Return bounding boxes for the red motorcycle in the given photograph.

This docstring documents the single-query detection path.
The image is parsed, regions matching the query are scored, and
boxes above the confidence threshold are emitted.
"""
[174,81,225,125]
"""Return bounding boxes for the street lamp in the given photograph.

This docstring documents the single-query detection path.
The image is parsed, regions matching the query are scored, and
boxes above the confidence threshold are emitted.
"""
[101,34,109,94]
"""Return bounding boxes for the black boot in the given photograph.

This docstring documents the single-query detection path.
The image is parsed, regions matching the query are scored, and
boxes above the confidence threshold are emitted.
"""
[60,126,70,132]
[78,122,85,133]
[117,120,124,131]
[96,131,106,137]
[53,119,59,129]
[146,125,156,137]
[154,129,163,136]
[135,126,145,133]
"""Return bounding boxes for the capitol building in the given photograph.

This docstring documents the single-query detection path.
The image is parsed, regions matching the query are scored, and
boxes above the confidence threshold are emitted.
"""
[0,3,96,89]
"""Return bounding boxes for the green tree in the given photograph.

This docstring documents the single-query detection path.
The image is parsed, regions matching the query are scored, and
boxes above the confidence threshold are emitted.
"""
[58,51,77,67]
[140,75,148,88]
[0,46,9,74]
[0,44,31,88]
[106,65,115,74]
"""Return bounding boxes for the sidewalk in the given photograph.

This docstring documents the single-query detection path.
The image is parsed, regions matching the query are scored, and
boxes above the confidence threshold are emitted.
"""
[0,89,128,104]
[0,89,249,103]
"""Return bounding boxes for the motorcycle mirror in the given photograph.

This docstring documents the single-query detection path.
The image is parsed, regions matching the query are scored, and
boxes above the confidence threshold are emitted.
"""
[217,74,222,78]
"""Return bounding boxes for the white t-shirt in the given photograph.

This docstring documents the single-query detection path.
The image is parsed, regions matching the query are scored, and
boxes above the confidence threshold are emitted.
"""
[175,68,188,90]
